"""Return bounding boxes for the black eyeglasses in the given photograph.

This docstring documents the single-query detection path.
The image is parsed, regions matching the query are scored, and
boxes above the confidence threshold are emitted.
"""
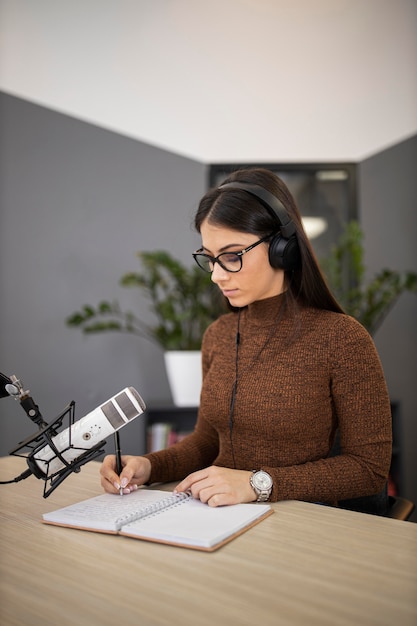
[192,233,275,273]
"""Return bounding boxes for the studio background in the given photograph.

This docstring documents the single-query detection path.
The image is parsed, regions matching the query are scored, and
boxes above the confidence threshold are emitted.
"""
[0,1,416,518]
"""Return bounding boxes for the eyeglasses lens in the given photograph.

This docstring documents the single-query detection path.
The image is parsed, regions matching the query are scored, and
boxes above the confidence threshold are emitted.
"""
[194,253,242,273]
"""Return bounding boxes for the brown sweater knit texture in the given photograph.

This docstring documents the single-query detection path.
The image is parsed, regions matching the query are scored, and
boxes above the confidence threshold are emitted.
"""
[145,294,392,504]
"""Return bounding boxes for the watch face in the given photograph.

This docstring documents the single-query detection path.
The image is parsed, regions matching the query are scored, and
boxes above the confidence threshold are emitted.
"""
[253,471,272,490]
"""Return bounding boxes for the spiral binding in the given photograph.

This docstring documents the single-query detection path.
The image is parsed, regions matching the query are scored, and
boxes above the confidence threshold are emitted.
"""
[115,491,191,530]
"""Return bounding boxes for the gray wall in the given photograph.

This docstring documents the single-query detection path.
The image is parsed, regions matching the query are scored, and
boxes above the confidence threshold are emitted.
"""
[358,135,417,519]
[1,93,416,519]
[0,92,206,459]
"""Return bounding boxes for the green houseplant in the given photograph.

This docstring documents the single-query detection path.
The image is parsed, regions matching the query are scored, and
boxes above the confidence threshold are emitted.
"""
[321,221,417,335]
[67,250,225,350]
[67,250,226,406]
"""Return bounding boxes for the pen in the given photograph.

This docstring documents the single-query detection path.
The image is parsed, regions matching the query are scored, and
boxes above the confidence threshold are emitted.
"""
[114,431,123,496]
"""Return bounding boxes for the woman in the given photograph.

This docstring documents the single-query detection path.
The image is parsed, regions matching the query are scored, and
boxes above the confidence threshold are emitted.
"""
[100,167,392,508]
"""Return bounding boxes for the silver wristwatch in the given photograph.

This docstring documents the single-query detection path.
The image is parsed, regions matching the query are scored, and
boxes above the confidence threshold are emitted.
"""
[250,470,273,502]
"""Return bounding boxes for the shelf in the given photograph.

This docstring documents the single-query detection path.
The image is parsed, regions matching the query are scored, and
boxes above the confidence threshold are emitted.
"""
[145,407,198,453]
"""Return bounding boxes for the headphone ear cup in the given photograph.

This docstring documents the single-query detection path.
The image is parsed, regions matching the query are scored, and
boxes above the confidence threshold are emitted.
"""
[269,234,300,270]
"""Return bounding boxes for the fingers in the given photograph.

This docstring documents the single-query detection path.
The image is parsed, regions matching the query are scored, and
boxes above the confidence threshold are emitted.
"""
[174,468,207,496]
[100,454,124,494]
[100,455,151,495]
[174,466,255,506]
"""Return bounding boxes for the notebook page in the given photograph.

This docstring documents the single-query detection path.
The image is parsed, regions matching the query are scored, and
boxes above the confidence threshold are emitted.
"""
[42,489,183,531]
[120,498,272,548]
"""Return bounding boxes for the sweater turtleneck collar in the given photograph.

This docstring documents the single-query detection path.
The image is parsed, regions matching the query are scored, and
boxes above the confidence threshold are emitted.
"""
[241,292,287,327]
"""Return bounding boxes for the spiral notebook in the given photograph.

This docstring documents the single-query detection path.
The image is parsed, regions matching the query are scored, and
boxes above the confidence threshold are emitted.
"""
[42,488,273,552]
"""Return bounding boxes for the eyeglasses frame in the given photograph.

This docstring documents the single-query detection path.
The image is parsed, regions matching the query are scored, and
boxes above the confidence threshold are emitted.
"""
[192,232,276,273]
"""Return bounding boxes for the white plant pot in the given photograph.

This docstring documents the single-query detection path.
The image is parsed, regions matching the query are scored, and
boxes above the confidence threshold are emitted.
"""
[164,350,202,407]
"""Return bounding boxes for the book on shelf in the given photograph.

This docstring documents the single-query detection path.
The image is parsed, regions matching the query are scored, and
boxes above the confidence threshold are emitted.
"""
[42,488,273,552]
[147,422,192,452]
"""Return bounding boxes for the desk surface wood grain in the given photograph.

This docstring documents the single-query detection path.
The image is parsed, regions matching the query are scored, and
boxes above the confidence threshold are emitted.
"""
[0,456,416,626]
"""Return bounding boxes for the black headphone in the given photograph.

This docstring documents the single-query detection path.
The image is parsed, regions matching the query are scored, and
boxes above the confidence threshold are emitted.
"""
[219,181,301,271]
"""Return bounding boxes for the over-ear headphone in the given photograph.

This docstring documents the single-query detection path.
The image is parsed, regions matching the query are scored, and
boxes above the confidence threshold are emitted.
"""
[219,181,301,271]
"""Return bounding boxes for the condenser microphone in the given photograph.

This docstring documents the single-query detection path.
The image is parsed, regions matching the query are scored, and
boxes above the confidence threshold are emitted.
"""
[28,387,146,478]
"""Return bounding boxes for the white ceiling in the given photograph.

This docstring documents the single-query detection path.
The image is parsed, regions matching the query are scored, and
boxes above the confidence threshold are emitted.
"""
[1,0,416,163]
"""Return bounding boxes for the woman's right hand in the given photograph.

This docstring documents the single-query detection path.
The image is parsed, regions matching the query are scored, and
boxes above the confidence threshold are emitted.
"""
[100,454,152,494]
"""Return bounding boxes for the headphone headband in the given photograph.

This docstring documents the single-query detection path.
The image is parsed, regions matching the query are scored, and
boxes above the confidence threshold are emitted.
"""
[218,180,300,271]
[219,182,296,238]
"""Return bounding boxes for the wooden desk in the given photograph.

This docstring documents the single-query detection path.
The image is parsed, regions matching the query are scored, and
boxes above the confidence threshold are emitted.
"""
[1,456,416,626]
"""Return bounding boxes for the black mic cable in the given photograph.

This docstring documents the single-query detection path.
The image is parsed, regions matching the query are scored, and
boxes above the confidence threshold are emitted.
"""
[227,298,286,468]
[229,309,241,468]
[0,469,33,485]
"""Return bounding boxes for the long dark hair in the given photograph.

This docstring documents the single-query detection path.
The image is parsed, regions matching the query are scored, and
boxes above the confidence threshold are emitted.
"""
[194,167,344,314]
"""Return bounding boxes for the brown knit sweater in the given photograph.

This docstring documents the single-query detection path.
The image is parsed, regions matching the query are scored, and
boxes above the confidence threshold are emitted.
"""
[145,294,392,504]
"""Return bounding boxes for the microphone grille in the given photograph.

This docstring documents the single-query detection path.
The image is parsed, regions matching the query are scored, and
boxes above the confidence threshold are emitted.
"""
[127,387,146,412]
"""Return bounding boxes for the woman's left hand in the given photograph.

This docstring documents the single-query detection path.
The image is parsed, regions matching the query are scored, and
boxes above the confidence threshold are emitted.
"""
[174,466,256,506]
